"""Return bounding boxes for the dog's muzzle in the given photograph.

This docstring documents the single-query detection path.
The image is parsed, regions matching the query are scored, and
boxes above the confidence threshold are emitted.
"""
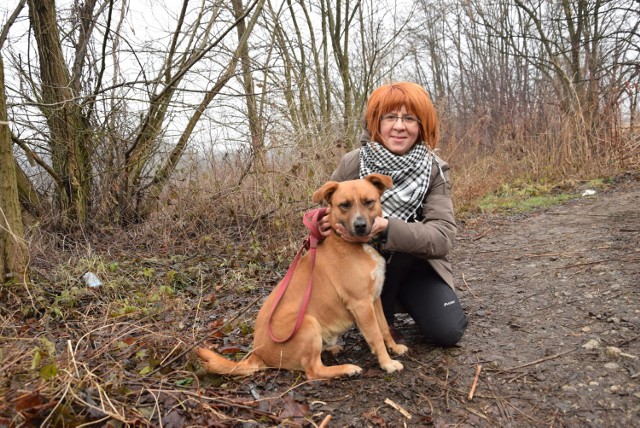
[352,217,369,236]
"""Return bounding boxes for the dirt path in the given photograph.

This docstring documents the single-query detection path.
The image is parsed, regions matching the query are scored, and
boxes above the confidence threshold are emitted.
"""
[215,175,639,426]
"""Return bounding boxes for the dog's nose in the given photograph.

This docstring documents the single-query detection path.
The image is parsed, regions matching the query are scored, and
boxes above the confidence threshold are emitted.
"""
[353,217,368,236]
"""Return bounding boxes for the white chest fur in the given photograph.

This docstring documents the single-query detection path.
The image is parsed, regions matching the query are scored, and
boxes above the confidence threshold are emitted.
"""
[363,244,386,299]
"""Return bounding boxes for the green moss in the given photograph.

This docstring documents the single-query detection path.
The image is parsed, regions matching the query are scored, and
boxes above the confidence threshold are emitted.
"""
[476,182,578,214]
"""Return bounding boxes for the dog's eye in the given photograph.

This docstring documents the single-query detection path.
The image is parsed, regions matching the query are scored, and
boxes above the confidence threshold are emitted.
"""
[339,202,351,210]
[364,199,375,207]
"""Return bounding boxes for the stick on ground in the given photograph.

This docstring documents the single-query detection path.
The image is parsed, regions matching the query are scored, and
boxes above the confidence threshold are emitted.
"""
[468,364,482,400]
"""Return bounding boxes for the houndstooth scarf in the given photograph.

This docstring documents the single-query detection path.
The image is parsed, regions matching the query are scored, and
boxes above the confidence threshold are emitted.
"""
[359,142,433,221]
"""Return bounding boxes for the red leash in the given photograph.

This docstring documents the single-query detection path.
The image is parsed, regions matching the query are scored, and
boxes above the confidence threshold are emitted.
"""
[267,207,327,343]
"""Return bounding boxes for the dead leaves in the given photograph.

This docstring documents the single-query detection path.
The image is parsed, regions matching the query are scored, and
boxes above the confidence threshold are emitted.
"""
[12,390,56,426]
[277,394,310,423]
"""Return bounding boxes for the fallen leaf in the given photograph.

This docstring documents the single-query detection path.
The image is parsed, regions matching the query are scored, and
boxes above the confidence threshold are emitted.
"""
[363,409,387,426]
[39,363,58,380]
[139,365,153,375]
[31,349,42,370]
[123,336,137,345]
[278,394,309,421]
[162,409,187,428]
[15,391,43,412]
[176,377,194,386]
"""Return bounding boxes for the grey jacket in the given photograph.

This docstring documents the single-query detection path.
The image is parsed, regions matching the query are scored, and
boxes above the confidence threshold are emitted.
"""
[330,146,457,289]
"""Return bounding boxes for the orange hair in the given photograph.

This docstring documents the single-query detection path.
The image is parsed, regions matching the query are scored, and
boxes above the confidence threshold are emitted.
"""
[365,82,439,148]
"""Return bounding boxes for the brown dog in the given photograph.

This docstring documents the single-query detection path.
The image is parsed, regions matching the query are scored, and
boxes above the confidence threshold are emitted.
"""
[197,173,408,380]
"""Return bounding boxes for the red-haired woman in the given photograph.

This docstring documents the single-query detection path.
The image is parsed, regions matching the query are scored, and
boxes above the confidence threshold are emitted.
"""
[324,82,467,347]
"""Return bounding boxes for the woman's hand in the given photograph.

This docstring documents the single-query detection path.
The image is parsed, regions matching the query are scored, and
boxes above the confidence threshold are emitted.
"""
[319,208,333,238]
[370,216,389,237]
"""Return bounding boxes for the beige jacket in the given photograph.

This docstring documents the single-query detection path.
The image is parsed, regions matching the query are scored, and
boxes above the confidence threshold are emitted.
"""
[330,146,457,289]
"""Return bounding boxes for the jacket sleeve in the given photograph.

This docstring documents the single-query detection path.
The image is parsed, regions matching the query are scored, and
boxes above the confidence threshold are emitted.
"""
[383,160,457,258]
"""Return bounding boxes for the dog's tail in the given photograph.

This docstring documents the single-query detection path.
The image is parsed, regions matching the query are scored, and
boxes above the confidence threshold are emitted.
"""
[196,347,267,376]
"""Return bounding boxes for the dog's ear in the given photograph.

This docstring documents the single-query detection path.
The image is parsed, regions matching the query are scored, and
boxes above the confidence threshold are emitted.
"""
[364,173,393,194]
[312,181,340,204]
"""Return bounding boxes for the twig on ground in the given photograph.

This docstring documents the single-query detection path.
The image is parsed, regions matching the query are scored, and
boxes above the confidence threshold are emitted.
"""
[472,230,491,240]
[418,393,434,416]
[504,400,544,424]
[463,405,492,422]
[617,334,640,347]
[484,375,511,421]
[318,414,332,428]
[563,259,609,269]
[519,250,585,258]
[462,273,477,297]
[444,368,450,409]
[384,398,412,419]
[468,364,482,400]
[497,347,578,372]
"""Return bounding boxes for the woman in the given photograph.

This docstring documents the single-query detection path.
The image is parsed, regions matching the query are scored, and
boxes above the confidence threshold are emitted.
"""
[322,82,467,347]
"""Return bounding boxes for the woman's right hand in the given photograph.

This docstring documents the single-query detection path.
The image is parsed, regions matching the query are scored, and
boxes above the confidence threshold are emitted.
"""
[319,208,332,237]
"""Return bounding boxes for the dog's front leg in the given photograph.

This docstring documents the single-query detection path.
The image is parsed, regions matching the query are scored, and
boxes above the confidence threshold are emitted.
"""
[349,302,404,374]
[373,298,409,356]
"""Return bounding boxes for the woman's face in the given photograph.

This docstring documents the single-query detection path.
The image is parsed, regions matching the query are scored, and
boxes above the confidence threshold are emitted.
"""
[378,105,420,155]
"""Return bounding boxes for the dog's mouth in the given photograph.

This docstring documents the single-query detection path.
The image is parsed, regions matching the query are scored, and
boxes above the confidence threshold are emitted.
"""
[351,227,371,237]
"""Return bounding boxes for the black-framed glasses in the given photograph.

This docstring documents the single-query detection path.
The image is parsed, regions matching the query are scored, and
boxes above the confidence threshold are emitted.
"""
[380,113,421,125]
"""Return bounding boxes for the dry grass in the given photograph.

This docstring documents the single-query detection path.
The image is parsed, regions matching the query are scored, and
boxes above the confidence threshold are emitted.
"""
[442,115,640,215]
[1,111,638,425]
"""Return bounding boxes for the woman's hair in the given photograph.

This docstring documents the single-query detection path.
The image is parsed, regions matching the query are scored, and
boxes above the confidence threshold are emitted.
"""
[365,82,439,148]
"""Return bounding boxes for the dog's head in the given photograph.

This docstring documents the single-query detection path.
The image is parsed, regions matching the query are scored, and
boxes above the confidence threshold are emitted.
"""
[312,174,393,237]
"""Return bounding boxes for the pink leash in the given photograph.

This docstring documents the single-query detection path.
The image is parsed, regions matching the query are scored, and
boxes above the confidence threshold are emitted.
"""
[267,207,327,343]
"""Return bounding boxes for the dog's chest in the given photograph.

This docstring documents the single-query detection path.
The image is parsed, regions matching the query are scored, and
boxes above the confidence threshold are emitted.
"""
[363,244,385,299]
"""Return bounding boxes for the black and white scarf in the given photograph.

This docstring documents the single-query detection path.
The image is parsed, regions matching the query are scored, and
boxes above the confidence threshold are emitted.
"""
[359,142,433,221]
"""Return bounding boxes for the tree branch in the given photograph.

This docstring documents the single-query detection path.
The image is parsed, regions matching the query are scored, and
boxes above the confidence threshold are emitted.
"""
[0,0,27,49]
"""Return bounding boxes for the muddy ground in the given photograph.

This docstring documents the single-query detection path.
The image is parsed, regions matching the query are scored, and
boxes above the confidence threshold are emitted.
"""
[195,174,639,427]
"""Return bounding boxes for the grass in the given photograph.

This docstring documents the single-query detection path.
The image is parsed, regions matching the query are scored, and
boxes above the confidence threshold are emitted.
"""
[472,178,618,215]
[475,182,575,214]
[477,191,577,214]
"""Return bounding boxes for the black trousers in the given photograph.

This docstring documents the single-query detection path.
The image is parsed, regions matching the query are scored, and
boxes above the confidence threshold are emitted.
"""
[381,252,468,347]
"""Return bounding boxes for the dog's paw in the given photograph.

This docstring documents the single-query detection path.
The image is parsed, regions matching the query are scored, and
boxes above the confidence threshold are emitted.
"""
[381,359,404,373]
[345,364,363,376]
[390,344,408,355]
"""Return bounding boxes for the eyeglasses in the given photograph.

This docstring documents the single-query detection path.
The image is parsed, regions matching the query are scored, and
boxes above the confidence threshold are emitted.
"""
[380,113,421,125]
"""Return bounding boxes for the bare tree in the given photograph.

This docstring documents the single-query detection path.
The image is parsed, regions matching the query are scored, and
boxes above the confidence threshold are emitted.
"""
[232,0,264,165]
[138,0,266,217]
[406,0,638,160]
[5,0,266,227]
[255,0,409,149]
[324,0,360,132]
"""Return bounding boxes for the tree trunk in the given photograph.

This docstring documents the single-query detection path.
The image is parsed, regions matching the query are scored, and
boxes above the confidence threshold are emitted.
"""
[232,0,264,168]
[325,0,357,133]
[0,55,28,283]
[28,0,92,229]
